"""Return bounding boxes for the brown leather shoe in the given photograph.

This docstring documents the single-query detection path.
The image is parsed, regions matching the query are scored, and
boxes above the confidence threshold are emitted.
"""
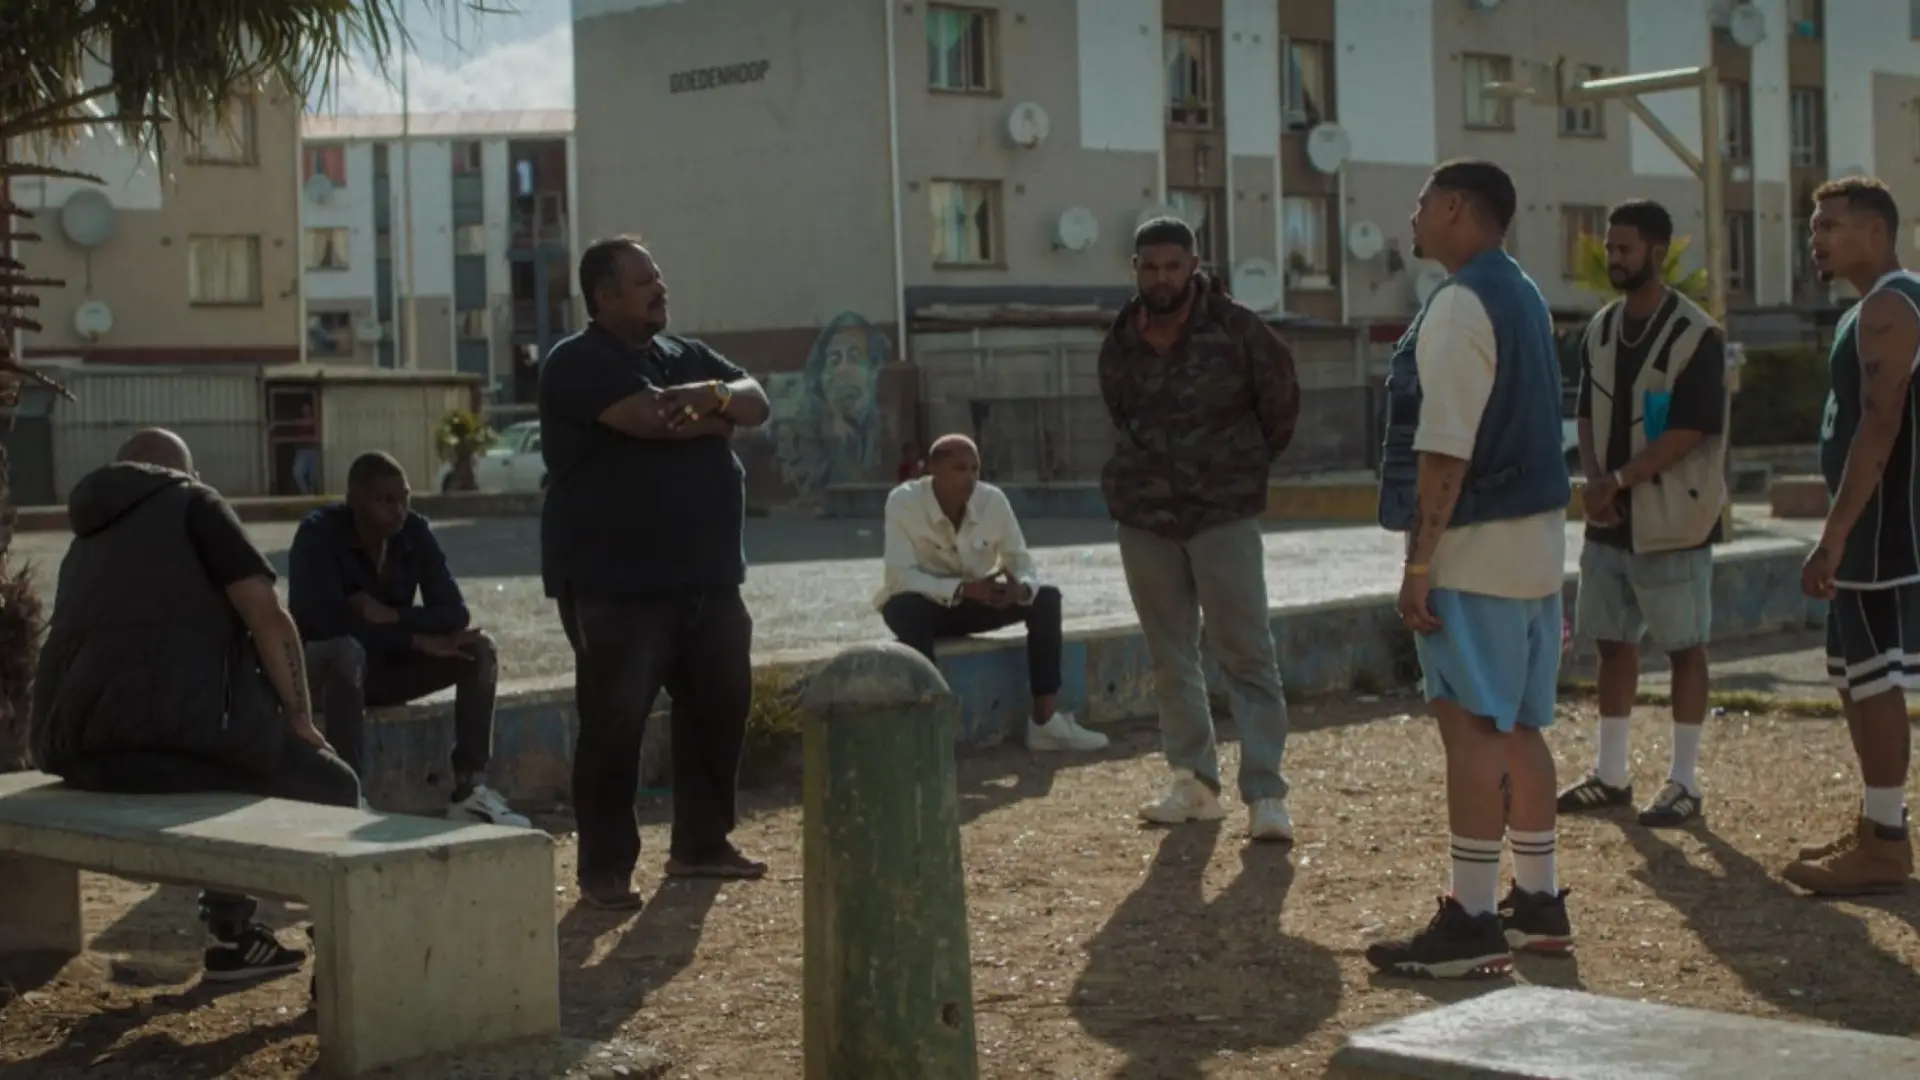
[1797,806,1908,861]
[1783,816,1913,896]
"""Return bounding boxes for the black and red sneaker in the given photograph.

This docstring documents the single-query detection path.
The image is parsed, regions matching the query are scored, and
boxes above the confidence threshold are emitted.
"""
[1365,896,1513,980]
[1499,885,1574,955]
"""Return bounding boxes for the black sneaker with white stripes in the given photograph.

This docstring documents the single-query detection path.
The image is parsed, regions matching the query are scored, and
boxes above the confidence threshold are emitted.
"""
[202,923,306,983]
[1498,885,1574,955]
[1365,896,1513,980]
[1556,772,1633,814]
[1638,780,1703,828]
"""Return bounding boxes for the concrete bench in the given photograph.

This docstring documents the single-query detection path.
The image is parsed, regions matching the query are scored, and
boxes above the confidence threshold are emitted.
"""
[1331,985,1920,1079]
[1770,473,1829,519]
[0,771,559,1078]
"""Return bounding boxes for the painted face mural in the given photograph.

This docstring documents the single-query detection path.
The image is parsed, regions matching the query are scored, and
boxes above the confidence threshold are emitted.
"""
[766,312,892,495]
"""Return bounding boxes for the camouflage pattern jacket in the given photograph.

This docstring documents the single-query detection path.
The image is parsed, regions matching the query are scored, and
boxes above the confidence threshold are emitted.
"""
[1097,279,1301,540]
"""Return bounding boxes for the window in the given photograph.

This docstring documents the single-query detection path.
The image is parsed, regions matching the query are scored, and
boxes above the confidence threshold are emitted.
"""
[1462,54,1514,131]
[307,312,353,358]
[1788,0,1821,37]
[927,5,995,93]
[1560,204,1607,278]
[458,309,489,339]
[1790,87,1824,168]
[305,227,349,271]
[185,98,257,165]
[1167,189,1219,267]
[1720,81,1751,162]
[1281,38,1329,131]
[1165,28,1215,129]
[1282,196,1332,286]
[188,235,262,304]
[1560,64,1604,138]
[452,141,482,173]
[455,224,487,255]
[1911,0,1920,38]
[1727,212,1753,294]
[303,145,346,186]
[929,180,1000,266]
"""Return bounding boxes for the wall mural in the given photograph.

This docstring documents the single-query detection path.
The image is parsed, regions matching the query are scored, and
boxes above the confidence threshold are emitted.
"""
[765,311,890,494]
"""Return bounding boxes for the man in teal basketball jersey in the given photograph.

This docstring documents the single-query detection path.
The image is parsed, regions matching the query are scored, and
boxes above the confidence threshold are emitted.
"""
[1791,175,1920,896]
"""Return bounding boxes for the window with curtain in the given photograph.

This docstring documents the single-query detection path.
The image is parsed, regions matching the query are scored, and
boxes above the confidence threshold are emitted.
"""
[1165,28,1214,128]
[1282,196,1330,282]
[303,145,347,186]
[189,236,262,304]
[1560,205,1606,278]
[927,6,994,92]
[305,228,349,271]
[929,180,998,266]
[1790,87,1823,167]
[1559,64,1604,137]
[1462,54,1514,130]
[1167,189,1217,266]
[1281,38,1329,131]
[186,98,257,164]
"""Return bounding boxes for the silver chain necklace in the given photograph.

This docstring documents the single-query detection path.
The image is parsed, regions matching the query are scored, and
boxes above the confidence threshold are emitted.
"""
[1616,289,1667,351]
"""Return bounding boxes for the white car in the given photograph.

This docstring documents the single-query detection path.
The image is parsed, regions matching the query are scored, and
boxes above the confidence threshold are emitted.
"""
[437,420,546,493]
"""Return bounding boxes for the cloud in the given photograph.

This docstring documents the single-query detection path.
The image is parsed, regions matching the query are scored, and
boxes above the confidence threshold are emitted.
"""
[317,20,573,114]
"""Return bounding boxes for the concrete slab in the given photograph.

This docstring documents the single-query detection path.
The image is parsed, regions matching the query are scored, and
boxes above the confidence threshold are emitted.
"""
[1331,986,1920,1080]
[0,773,560,1078]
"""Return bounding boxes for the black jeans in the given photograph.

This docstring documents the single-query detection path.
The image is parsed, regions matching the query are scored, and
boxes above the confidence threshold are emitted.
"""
[881,585,1064,697]
[304,635,499,787]
[60,741,362,941]
[558,586,753,883]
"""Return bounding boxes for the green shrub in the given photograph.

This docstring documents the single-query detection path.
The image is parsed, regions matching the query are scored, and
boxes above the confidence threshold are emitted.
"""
[1730,345,1827,447]
[741,667,807,785]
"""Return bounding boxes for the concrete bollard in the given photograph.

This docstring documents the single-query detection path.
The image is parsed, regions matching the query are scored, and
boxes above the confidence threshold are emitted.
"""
[800,642,978,1080]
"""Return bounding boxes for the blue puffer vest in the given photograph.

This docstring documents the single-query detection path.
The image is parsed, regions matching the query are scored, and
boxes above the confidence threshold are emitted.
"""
[1377,248,1570,532]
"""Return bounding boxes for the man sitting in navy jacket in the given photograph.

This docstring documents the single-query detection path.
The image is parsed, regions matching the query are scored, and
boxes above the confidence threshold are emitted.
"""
[288,451,529,826]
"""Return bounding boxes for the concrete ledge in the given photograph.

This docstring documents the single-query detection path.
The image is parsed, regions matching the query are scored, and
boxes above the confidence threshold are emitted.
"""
[1770,474,1828,519]
[1330,986,1920,1078]
[14,490,543,532]
[358,537,1817,814]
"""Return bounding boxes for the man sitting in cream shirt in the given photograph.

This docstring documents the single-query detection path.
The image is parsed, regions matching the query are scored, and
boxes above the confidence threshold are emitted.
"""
[875,433,1108,752]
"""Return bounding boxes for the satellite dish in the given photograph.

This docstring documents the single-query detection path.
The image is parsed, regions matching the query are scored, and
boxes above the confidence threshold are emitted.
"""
[1347,220,1385,261]
[354,316,385,342]
[60,189,116,248]
[1005,102,1052,149]
[1413,264,1448,305]
[1305,123,1351,175]
[1053,206,1099,253]
[304,173,336,205]
[1232,259,1281,313]
[73,300,113,340]
[1727,3,1767,47]
[1135,203,1181,232]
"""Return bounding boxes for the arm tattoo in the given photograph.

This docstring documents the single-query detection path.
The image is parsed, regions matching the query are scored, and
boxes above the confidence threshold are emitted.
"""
[281,638,313,724]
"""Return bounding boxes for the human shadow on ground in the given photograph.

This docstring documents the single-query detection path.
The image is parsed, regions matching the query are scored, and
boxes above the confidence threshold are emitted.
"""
[553,876,722,1040]
[1360,912,1585,1007]
[1,980,309,1076]
[1619,820,1920,1034]
[1071,822,1342,1079]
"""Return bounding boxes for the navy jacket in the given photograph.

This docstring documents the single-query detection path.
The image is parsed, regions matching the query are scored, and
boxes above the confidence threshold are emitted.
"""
[1377,248,1570,531]
[288,504,469,658]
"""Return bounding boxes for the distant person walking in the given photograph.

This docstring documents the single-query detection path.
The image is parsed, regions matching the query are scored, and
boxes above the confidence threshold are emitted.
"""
[539,235,773,910]
[1098,216,1301,841]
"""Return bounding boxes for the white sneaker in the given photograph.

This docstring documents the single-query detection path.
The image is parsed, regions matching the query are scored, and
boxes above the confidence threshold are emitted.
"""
[1138,770,1227,825]
[1248,797,1294,842]
[449,784,532,828]
[1026,711,1109,752]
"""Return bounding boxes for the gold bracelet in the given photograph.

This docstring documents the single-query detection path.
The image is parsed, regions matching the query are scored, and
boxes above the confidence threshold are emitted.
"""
[1404,563,1430,576]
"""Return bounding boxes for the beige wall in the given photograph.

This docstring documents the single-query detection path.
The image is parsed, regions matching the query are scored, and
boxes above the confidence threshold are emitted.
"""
[1873,73,1920,258]
[573,0,896,345]
[21,91,302,363]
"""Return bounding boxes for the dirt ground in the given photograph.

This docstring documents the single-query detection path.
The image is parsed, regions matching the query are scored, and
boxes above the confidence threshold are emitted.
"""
[4,693,1919,1079]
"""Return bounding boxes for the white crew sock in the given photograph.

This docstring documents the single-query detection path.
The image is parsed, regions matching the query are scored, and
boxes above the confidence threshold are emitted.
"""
[1449,835,1504,916]
[1594,715,1632,788]
[1667,723,1704,796]
[1508,828,1558,896]
[1863,786,1908,830]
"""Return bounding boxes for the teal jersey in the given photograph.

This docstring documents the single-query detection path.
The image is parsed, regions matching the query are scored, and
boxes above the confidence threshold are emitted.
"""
[1820,271,1920,587]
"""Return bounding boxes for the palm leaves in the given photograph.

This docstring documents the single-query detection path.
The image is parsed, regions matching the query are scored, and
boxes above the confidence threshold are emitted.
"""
[1570,231,1711,304]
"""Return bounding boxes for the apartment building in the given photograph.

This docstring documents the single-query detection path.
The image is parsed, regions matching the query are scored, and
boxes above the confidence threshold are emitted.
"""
[12,85,302,364]
[298,110,576,401]
[574,0,1920,345]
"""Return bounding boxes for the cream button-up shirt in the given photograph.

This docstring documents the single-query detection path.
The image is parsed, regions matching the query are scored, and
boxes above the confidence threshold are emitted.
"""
[872,478,1042,610]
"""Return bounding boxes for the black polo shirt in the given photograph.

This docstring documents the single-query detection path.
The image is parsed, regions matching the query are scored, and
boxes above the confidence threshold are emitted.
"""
[537,323,748,599]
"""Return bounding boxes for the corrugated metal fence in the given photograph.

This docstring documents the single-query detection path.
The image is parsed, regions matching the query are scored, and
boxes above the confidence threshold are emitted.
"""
[47,368,266,500]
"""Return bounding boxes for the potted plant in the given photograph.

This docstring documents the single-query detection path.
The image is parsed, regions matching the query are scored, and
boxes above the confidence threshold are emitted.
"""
[433,410,496,493]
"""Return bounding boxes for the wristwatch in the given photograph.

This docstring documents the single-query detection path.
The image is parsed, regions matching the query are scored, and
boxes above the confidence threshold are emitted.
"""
[711,379,734,415]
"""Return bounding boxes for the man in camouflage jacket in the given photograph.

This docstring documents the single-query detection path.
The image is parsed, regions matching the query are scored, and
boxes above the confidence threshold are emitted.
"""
[1098,216,1302,841]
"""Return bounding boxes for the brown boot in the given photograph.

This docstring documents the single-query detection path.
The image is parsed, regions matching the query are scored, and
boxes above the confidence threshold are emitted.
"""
[1797,806,1909,861]
[1782,816,1914,895]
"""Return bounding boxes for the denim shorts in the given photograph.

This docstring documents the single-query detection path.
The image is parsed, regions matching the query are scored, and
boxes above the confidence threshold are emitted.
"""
[1574,541,1713,652]
[1414,588,1564,733]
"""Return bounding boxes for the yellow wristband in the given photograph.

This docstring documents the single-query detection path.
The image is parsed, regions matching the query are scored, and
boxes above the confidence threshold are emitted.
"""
[1404,563,1430,576]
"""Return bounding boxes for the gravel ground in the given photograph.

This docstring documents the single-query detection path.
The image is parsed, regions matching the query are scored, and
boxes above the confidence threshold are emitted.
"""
[9,508,1819,683]
[3,662,1918,1078]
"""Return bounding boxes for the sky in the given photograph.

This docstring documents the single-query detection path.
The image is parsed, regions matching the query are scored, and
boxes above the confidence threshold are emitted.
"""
[315,0,574,114]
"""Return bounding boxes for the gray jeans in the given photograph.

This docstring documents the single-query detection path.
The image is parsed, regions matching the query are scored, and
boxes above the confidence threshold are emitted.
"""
[1117,519,1290,802]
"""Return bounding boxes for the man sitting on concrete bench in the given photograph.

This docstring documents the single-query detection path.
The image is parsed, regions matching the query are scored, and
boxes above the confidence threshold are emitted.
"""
[877,434,1108,752]
[288,451,529,827]
[31,428,361,984]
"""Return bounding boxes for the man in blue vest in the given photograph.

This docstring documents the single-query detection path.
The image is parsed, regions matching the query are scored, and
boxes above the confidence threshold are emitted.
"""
[1365,160,1574,979]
